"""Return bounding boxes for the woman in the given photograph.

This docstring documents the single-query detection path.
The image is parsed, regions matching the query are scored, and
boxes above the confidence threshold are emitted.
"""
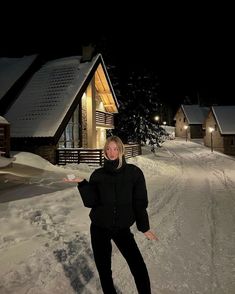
[64,136,158,294]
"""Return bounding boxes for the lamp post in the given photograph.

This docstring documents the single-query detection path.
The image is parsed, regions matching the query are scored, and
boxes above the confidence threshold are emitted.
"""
[183,125,188,142]
[208,127,215,152]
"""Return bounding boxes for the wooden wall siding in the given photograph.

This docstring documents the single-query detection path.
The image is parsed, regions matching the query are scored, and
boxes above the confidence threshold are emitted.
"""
[0,124,10,157]
[96,110,114,127]
[81,94,88,148]
[95,64,118,113]
[56,144,142,166]
[223,136,235,156]
[175,108,188,138]
[36,145,57,164]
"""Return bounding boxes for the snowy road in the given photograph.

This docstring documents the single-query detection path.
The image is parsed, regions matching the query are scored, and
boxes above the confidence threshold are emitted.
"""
[0,139,235,294]
[127,139,235,294]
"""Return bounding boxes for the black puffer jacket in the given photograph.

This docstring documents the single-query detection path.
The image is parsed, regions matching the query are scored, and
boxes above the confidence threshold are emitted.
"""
[78,157,150,233]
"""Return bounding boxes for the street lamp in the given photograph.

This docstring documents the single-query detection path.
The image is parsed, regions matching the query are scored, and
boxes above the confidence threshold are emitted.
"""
[154,115,160,123]
[183,125,188,141]
[208,127,215,152]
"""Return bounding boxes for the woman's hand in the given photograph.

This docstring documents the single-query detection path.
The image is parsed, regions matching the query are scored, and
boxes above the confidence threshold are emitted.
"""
[63,175,84,183]
[144,230,159,241]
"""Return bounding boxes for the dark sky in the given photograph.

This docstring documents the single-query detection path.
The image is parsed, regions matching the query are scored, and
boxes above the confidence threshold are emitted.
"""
[1,6,234,109]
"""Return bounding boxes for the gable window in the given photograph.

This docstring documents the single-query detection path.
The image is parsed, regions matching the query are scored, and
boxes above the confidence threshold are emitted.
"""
[59,105,81,148]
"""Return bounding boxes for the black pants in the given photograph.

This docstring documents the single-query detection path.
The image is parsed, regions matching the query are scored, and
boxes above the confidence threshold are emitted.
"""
[90,223,151,294]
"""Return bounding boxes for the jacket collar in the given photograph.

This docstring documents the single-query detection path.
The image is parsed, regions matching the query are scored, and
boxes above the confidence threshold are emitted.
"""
[103,155,126,174]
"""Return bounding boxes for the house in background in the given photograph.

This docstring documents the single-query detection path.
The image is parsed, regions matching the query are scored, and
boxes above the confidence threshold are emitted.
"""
[4,54,120,164]
[0,116,10,158]
[174,105,209,140]
[204,106,235,156]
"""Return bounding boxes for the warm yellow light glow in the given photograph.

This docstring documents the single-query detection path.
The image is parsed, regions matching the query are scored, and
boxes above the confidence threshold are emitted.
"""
[209,127,215,133]
[183,125,188,130]
[155,115,160,121]
[97,101,105,111]
[82,93,86,102]
[163,121,166,125]
[95,65,118,113]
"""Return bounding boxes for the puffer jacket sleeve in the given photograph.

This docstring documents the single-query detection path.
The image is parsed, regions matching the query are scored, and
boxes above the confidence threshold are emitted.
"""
[77,172,99,208]
[132,167,150,232]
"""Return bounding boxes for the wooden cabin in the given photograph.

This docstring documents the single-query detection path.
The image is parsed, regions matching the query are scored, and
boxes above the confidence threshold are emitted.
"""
[0,116,10,157]
[5,54,121,164]
[204,106,235,155]
[174,105,209,140]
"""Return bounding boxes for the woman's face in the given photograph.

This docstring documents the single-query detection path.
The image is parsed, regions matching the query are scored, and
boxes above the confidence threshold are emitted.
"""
[106,141,119,160]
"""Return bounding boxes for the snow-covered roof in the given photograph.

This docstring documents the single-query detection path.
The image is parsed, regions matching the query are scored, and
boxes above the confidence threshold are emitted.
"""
[0,55,38,101]
[5,54,106,138]
[212,106,235,134]
[182,105,209,124]
[0,116,9,124]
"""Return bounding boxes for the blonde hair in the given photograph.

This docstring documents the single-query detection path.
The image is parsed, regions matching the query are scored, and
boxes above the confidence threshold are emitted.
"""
[103,136,125,169]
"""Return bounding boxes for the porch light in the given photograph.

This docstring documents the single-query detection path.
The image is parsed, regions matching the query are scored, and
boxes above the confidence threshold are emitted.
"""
[208,127,214,133]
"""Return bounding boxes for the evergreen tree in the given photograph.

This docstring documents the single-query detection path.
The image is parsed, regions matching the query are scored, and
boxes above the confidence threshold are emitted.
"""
[92,36,169,149]
[113,67,168,150]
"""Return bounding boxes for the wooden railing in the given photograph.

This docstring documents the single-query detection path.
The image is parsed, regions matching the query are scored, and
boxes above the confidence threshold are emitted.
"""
[56,148,104,165]
[96,110,114,127]
[56,144,141,166]
[124,144,142,158]
[0,125,10,158]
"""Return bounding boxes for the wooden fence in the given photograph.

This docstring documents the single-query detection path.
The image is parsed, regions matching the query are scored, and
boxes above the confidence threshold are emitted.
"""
[56,144,141,166]
[56,148,104,165]
[124,144,142,158]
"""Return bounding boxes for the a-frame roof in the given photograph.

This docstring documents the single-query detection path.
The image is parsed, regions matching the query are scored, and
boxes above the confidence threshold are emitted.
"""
[5,54,118,139]
[212,106,235,134]
[181,104,209,124]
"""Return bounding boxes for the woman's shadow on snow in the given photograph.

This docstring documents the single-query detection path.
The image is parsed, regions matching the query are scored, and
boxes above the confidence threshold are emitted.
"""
[53,235,95,294]
[53,235,122,294]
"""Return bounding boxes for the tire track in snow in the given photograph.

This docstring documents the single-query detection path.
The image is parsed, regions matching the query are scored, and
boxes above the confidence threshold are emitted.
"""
[157,141,229,293]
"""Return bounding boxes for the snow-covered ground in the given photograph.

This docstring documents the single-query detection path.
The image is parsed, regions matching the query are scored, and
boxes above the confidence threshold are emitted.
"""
[0,138,235,294]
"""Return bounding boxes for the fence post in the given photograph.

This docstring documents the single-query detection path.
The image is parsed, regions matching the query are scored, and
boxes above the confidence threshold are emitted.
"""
[77,150,80,164]
[99,150,103,166]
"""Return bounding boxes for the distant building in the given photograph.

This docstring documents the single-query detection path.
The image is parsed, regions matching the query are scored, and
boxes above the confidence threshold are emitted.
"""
[204,106,235,156]
[174,105,209,140]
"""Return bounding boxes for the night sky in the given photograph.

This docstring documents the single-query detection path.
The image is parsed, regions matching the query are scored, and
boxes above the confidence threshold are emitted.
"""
[1,6,234,111]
